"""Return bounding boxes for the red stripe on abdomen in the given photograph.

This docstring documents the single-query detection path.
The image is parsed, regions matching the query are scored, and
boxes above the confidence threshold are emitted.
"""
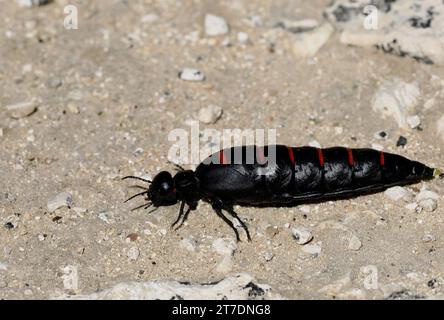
[347,148,354,166]
[287,147,295,166]
[317,148,325,166]
[379,151,385,167]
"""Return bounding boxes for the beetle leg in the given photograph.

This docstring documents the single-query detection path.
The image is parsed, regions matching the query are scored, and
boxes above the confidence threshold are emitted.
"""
[171,201,185,228]
[211,201,241,242]
[224,205,251,242]
[174,206,192,231]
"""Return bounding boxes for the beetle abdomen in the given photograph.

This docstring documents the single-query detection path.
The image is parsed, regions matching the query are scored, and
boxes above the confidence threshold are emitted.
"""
[197,145,436,204]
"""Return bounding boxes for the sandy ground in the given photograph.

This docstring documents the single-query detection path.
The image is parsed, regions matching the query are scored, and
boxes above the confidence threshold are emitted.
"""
[1,0,444,299]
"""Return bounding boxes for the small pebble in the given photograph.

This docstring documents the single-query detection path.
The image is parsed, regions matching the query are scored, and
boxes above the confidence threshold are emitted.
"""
[0,262,8,271]
[212,238,236,256]
[127,246,140,261]
[374,131,388,139]
[422,234,436,243]
[384,186,412,202]
[126,233,139,242]
[348,235,362,251]
[4,222,14,230]
[198,105,222,124]
[291,227,313,245]
[17,0,51,7]
[263,252,274,262]
[418,199,437,212]
[47,77,62,89]
[417,189,439,202]
[265,225,279,239]
[406,115,421,129]
[6,100,38,119]
[301,243,321,256]
[179,68,205,81]
[204,14,229,36]
[47,192,73,213]
[67,103,80,114]
[237,32,249,44]
[405,202,418,211]
[38,234,46,241]
[179,237,197,252]
[396,136,408,147]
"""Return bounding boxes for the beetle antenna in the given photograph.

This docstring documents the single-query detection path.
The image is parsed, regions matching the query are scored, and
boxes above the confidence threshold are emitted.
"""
[124,191,148,203]
[130,202,152,211]
[122,176,152,183]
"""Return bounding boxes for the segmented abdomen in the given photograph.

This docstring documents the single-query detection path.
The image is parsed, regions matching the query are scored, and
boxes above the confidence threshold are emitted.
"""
[285,146,433,196]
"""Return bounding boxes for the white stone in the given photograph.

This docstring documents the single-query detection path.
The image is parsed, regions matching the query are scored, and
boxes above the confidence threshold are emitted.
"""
[422,234,436,242]
[47,192,73,213]
[348,235,362,251]
[98,211,113,224]
[301,243,321,255]
[61,265,79,291]
[291,227,313,245]
[325,0,444,66]
[338,288,366,299]
[280,19,320,32]
[418,199,437,212]
[290,22,333,58]
[212,238,236,256]
[437,114,444,144]
[204,14,229,36]
[198,105,222,124]
[406,115,421,129]
[215,255,233,273]
[237,32,249,44]
[54,273,284,300]
[263,252,274,261]
[179,68,205,81]
[0,262,8,271]
[127,246,140,261]
[384,186,412,202]
[6,100,38,119]
[371,79,420,128]
[319,275,351,296]
[405,202,418,211]
[17,0,49,7]
[179,237,197,252]
[417,189,439,202]
[141,13,159,24]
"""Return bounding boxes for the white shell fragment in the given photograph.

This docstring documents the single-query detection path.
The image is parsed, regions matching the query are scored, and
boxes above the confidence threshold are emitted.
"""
[417,189,439,212]
[198,105,223,124]
[6,100,38,119]
[179,68,205,81]
[348,235,362,251]
[291,227,313,245]
[290,22,333,58]
[372,79,420,128]
[47,192,73,213]
[204,14,229,36]
[384,186,413,202]
[406,115,421,129]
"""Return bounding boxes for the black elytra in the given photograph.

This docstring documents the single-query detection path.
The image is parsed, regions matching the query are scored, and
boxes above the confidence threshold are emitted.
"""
[123,145,442,241]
